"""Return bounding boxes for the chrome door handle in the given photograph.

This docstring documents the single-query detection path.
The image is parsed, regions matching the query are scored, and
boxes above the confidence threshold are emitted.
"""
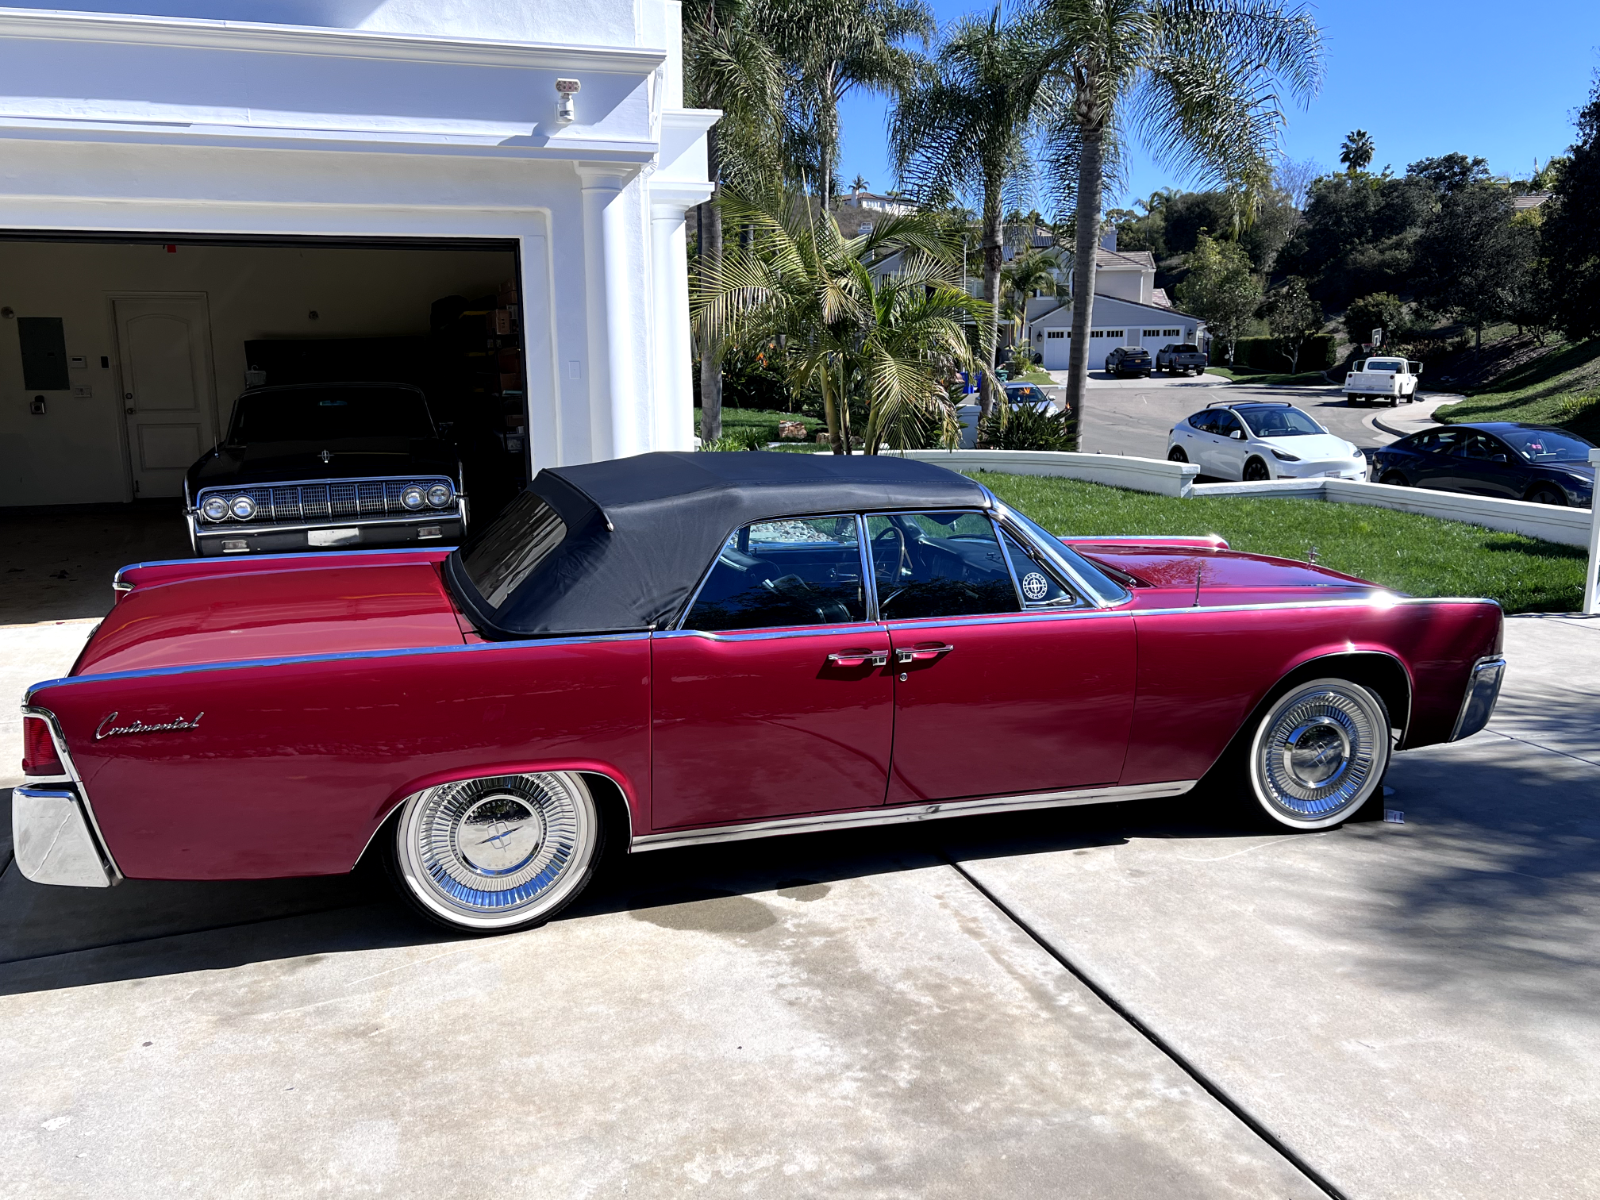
[828,649,889,667]
[895,643,954,664]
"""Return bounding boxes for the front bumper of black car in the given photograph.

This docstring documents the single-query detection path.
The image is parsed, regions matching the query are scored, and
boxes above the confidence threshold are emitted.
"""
[191,511,466,556]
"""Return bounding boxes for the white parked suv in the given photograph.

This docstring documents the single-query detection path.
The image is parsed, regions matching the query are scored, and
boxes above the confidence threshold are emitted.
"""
[1167,401,1367,482]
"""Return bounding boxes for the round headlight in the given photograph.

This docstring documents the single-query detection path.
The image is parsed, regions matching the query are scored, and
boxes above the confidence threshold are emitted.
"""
[426,483,453,508]
[400,485,427,511]
[200,496,229,522]
[229,494,258,520]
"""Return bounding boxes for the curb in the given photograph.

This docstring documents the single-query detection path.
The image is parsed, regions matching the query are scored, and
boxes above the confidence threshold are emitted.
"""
[1368,394,1463,439]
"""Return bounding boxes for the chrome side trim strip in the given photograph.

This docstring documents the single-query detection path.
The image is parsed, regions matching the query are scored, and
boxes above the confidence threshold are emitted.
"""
[629,779,1197,853]
[653,624,885,644]
[19,706,122,884]
[23,631,653,702]
[112,546,450,588]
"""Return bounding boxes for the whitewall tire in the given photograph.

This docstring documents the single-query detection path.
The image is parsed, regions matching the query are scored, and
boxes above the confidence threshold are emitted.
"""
[1247,679,1390,830]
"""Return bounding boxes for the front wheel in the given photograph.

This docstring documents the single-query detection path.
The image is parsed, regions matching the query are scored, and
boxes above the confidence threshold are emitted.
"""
[1526,484,1566,506]
[1247,679,1391,830]
[1380,471,1409,487]
[1243,457,1270,482]
[1168,445,1189,463]
[386,770,603,933]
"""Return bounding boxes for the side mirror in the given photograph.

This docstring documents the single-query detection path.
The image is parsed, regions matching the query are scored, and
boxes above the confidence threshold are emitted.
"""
[1410,362,1423,374]
[1491,454,1507,463]
[1230,430,1244,440]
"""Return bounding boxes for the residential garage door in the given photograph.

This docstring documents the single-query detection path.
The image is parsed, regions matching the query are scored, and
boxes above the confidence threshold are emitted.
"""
[1,232,532,532]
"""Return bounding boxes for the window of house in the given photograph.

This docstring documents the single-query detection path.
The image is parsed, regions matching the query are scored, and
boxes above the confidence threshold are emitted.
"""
[1164,328,1181,337]
[684,515,866,632]
[1046,330,1065,339]
[1143,329,1162,337]
[866,512,1020,620]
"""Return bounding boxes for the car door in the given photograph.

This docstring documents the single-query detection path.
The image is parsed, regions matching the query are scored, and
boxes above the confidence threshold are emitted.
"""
[1210,410,1250,479]
[651,514,893,829]
[1184,411,1223,473]
[1405,428,1461,489]
[1442,431,1518,497]
[867,511,1136,805]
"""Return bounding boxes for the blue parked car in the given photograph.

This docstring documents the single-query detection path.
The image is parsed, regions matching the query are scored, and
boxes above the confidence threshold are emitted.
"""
[1369,423,1594,506]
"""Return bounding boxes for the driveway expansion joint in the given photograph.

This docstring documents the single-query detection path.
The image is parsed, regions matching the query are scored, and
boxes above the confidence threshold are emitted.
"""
[939,851,1352,1200]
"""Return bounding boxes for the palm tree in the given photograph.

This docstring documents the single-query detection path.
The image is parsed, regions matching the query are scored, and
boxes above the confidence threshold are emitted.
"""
[849,173,871,196]
[1001,248,1064,345]
[1036,0,1324,443]
[692,186,990,454]
[1339,129,1374,174]
[771,0,934,211]
[683,0,790,444]
[890,7,1055,417]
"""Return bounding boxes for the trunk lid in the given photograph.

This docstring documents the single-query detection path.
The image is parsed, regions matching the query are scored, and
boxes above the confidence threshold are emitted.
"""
[77,559,467,676]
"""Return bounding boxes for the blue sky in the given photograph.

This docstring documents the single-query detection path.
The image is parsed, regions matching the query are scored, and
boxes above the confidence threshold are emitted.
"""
[835,0,1599,209]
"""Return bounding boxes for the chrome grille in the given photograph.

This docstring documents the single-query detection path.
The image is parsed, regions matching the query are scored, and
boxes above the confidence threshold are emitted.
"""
[197,476,457,528]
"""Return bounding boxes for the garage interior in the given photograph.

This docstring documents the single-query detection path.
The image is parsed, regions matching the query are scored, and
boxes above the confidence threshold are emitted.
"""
[1,234,529,618]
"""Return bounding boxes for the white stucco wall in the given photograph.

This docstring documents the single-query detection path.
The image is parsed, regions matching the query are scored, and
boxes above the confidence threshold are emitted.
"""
[0,0,718,506]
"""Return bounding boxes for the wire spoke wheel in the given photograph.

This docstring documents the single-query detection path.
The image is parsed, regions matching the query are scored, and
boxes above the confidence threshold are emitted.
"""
[1248,679,1390,830]
[390,771,600,931]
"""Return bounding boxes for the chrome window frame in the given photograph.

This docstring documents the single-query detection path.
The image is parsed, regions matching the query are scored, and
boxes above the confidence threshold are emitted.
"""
[673,512,875,634]
[861,508,1027,623]
[985,497,1131,609]
[991,518,1087,613]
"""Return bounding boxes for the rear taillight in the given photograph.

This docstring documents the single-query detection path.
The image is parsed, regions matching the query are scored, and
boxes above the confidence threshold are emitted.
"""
[22,715,65,777]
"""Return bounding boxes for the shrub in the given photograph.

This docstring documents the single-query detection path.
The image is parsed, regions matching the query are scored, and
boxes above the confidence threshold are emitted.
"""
[1226,335,1337,371]
[976,405,1078,451]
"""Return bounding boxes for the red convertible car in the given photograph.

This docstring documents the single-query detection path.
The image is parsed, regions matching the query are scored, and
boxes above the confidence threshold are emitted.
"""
[18,453,1505,933]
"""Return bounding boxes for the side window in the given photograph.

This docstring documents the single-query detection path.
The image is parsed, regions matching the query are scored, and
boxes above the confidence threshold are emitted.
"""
[866,511,1020,620]
[683,515,865,632]
[1000,530,1078,608]
[1188,411,1215,433]
[1214,412,1242,438]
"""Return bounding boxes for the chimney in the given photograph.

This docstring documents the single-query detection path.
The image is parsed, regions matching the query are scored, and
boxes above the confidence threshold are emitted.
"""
[1100,228,1117,252]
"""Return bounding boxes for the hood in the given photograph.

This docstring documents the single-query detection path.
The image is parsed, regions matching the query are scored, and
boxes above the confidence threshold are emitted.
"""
[188,437,457,490]
[1068,540,1382,607]
[1254,433,1357,461]
[76,561,467,676]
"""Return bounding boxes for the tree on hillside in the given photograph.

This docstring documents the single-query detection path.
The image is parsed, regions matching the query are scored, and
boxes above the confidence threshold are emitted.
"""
[1277,171,1430,306]
[891,6,1055,418]
[692,186,990,454]
[1261,276,1323,373]
[1545,77,1600,342]
[1034,0,1323,444]
[849,173,870,194]
[1342,292,1406,351]
[1406,153,1490,196]
[1412,183,1537,347]
[1176,234,1261,365]
[1340,129,1374,173]
[772,0,932,212]
[683,0,791,444]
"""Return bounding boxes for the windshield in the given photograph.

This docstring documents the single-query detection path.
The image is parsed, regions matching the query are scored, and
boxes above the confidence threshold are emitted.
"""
[230,386,435,442]
[1497,427,1596,464]
[457,491,568,609]
[1238,407,1326,438]
[1006,385,1046,402]
[1364,359,1404,373]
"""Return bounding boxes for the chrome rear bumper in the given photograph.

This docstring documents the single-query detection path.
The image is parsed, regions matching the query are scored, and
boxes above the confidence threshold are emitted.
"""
[1450,655,1506,742]
[13,785,119,887]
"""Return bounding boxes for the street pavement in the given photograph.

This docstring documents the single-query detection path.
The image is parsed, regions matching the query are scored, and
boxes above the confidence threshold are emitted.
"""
[1058,369,1457,464]
[2,615,1598,1197]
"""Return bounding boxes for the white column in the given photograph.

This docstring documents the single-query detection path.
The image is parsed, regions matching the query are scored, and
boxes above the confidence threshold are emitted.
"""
[650,194,697,451]
[1585,448,1600,615]
[577,164,647,461]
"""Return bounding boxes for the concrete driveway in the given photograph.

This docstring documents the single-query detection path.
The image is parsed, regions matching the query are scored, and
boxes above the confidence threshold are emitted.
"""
[2,614,1599,1197]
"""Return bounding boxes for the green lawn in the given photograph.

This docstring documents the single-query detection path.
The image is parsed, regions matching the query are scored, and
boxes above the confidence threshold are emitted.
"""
[695,406,822,444]
[1209,365,1329,387]
[975,471,1585,614]
[1433,338,1600,442]
[1004,363,1055,385]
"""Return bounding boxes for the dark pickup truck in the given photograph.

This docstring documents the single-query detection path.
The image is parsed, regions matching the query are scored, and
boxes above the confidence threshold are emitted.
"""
[1156,343,1208,376]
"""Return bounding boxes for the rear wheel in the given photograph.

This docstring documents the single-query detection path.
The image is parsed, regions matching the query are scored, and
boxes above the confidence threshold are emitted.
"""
[1526,484,1566,506]
[1248,679,1391,831]
[386,770,603,933]
[1168,446,1189,463]
[1243,457,1270,482]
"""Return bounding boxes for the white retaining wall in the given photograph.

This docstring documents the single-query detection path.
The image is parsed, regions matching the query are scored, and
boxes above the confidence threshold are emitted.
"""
[889,449,1595,548]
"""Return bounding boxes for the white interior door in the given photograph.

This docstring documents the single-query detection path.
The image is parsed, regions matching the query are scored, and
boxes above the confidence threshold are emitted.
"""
[114,296,216,498]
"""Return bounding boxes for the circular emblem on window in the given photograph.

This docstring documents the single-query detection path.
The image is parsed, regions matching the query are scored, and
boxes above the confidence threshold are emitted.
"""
[1020,571,1050,601]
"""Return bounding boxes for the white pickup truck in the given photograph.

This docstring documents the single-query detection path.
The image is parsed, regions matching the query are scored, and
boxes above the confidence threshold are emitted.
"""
[1343,356,1423,406]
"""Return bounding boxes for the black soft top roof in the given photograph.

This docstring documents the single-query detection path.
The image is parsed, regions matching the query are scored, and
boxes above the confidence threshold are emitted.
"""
[449,451,990,637]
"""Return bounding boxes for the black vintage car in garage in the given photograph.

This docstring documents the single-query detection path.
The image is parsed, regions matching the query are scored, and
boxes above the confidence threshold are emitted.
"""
[1368,422,1595,506]
[183,383,467,556]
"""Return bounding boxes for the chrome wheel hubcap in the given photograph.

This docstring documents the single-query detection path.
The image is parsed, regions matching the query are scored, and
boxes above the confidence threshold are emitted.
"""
[398,772,595,927]
[1252,683,1387,826]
